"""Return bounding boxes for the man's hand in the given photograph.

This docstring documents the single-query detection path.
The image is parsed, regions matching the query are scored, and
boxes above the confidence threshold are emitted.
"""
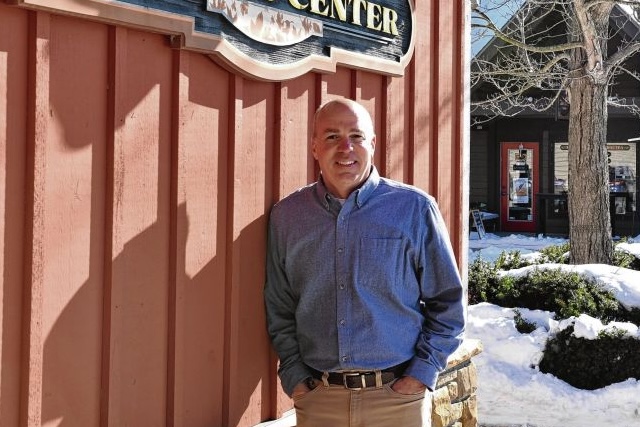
[291,382,310,399]
[391,375,428,395]
[291,378,317,399]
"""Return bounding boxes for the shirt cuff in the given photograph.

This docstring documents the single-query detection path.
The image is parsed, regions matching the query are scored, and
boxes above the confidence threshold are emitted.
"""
[403,358,440,391]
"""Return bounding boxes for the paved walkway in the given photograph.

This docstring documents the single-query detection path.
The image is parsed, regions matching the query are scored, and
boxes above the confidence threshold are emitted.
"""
[480,424,537,427]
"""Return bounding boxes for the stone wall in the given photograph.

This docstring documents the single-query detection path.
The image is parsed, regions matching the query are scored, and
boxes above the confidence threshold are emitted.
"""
[431,339,483,427]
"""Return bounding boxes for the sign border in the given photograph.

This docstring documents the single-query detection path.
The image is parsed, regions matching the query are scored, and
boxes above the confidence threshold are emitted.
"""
[8,0,417,81]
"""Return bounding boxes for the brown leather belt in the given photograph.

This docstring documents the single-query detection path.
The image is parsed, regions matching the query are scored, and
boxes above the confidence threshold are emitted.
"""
[310,361,408,390]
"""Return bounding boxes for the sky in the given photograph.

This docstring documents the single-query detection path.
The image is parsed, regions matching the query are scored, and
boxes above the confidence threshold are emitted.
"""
[468,233,640,427]
[471,0,525,56]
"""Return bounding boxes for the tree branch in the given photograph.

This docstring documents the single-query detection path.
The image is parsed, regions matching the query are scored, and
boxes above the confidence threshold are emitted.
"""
[472,5,584,54]
[472,0,640,118]
[584,0,640,9]
[605,41,640,70]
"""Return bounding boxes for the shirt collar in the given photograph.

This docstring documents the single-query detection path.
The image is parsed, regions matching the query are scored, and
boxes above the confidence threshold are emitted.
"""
[315,166,380,209]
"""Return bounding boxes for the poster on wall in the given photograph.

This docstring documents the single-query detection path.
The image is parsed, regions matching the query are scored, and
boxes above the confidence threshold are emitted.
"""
[554,143,637,214]
[512,177,529,204]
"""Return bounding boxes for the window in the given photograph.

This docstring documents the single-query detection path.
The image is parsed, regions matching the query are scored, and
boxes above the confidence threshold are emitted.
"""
[553,143,637,215]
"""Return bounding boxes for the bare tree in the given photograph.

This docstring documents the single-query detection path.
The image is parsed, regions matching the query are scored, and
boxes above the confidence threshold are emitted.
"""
[471,0,640,264]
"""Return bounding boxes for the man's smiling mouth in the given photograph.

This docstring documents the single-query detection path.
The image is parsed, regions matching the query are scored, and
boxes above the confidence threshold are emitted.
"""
[337,160,356,166]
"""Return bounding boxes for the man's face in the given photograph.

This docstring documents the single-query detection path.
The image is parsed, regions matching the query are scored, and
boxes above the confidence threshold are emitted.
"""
[312,101,376,199]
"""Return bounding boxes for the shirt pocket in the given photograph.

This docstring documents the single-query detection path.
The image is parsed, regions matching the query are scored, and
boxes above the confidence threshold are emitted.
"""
[358,237,405,294]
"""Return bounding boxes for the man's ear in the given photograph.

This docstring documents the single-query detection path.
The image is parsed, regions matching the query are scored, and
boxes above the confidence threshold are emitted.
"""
[370,135,376,152]
[311,139,319,160]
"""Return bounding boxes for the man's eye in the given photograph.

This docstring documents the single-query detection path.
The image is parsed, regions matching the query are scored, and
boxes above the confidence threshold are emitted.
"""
[350,135,365,143]
[326,134,340,142]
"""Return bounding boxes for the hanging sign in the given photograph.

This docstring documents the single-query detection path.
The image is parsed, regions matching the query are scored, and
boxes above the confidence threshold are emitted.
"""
[9,0,415,81]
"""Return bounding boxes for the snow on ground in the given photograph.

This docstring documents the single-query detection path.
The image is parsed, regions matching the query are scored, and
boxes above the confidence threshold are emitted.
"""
[468,233,640,427]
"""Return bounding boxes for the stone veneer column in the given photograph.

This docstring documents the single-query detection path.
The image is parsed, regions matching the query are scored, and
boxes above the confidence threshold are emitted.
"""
[431,339,483,427]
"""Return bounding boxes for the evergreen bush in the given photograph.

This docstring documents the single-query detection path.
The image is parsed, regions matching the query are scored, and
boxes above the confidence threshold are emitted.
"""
[539,325,640,390]
[494,250,531,270]
[469,263,620,321]
[537,242,570,264]
[469,242,640,390]
[513,309,537,334]
[613,243,640,271]
[467,257,500,305]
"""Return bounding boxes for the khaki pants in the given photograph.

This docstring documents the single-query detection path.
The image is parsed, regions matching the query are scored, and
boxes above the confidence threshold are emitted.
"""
[293,382,431,427]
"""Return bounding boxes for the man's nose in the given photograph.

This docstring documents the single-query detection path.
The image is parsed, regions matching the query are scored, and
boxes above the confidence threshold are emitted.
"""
[337,137,353,151]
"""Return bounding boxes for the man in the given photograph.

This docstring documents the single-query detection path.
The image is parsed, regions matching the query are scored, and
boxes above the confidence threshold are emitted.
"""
[264,98,465,426]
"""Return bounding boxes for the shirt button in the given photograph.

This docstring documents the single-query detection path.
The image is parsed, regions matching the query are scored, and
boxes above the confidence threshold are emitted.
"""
[339,319,346,326]
[337,248,343,253]
[342,356,348,362]
[339,283,345,289]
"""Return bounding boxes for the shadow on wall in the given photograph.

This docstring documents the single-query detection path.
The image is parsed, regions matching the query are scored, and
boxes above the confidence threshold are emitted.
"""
[0,5,310,424]
[39,203,273,426]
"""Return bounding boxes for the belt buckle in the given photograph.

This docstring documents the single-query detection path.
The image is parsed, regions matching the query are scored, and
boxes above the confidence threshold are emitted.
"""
[343,372,367,390]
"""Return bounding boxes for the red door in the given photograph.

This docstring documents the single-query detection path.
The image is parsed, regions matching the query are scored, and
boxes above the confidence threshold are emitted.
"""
[500,142,539,232]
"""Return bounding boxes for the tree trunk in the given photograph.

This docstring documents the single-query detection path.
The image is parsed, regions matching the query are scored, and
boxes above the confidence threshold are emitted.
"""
[567,77,612,264]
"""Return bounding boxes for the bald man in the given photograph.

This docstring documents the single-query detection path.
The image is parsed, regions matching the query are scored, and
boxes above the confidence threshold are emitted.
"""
[265,98,465,426]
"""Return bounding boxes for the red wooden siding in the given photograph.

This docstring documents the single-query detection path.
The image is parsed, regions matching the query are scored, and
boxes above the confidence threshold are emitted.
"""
[0,1,469,426]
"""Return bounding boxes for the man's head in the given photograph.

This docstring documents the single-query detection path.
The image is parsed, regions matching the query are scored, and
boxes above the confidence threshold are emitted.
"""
[312,99,376,199]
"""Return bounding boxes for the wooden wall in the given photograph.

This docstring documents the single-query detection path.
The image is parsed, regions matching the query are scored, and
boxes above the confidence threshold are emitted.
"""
[469,131,490,209]
[0,1,468,426]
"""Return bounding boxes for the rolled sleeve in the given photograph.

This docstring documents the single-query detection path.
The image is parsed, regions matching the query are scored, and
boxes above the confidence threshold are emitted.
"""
[409,202,466,390]
[264,212,312,396]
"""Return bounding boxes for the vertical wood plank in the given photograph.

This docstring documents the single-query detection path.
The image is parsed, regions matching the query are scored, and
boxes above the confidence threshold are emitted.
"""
[106,28,172,427]
[21,10,50,427]
[223,74,243,427]
[100,25,119,427]
[320,67,354,102]
[270,74,316,418]
[434,0,464,262]
[39,14,108,427]
[411,0,436,193]
[384,75,410,182]
[435,0,456,229]
[276,74,316,200]
[226,78,275,427]
[354,71,384,175]
[170,49,229,427]
[0,5,28,427]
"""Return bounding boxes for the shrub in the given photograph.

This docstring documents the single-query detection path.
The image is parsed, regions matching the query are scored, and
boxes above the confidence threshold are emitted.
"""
[469,241,640,390]
[469,264,621,322]
[531,241,640,271]
[518,269,619,322]
[613,306,640,326]
[494,250,531,270]
[536,242,570,264]
[467,257,500,305]
[539,325,640,390]
[613,241,640,271]
[513,309,537,334]
[468,249,530,305]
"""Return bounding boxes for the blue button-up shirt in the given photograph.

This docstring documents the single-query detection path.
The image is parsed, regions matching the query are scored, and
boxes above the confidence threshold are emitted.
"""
[265,167,465,396]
